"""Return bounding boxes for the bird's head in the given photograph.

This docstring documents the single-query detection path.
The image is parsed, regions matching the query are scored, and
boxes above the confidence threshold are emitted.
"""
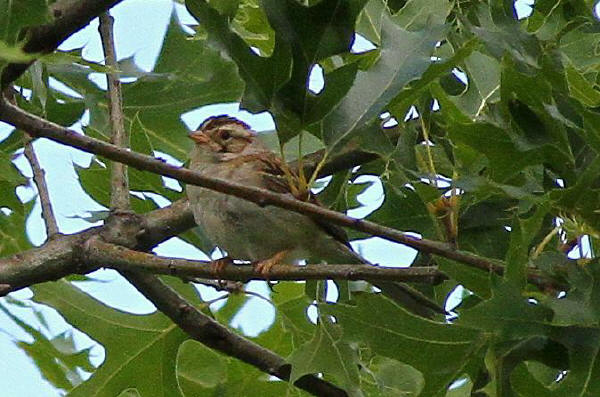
[189,115,256,154]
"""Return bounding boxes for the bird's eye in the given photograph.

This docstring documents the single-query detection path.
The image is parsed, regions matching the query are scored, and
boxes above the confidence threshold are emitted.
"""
[219,130,231,140]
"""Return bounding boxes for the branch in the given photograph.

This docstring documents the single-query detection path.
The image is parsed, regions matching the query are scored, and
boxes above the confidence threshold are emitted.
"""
[84,239,447,284]
[91,13,345,391]
[122,271,347,397]
[0,99,502,273]
[24,137,60,239]
[1,0,125,88]
[99,12,130,211]
[0,230,95,294]
[0,199,195,295]
[0,101,568,292]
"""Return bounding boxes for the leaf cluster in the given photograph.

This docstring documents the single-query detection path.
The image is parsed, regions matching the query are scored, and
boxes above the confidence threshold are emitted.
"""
[3,0,600,395]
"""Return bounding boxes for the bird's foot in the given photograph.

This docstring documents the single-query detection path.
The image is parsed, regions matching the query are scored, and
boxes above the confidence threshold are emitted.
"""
[210,256,233,285]
[254,250,288,277]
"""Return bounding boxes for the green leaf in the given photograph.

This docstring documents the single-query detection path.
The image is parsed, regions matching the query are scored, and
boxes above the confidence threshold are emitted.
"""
[0,0,48,45]
[560,24,600,72]
[443,51,501,120]
[551,155,600,227]
[262,0,367,67]
[176,340,228,391]
[510,362,557,396]
[32,280,190,397]
[0,146,25,201]
[368,184,437,239]
[469,3,541,68]
[43,48,147,77]
[0,40,37,62]
[457,283,554,394]
[437,257,492,299]
[303,63,358,125]
[543,260,600,326]
[186,0,291,113]
[0,144,22,180]
[17,84,86,127]
[288,319,362,396]
[366,356,425,396]
[415,143,454,177]
[207,0,240,16]
[322,294,485,396]
[500,60,572,164]
[0,132,26,217]
[504,205,548,289]
[565,64,600,107]
[232,1,275,55]
[392,0,452,31]
[525,0,566,38]
[356,0,387,45]
[458,199,512,261]
[0,201,32,256]
[116,389,141,397]
[262,0,368,139]
[258,282,313,350]
[120,12,243,160]
[0,301,93,392]
[388,37,478,118]
[447,122,542,182]
[456,281,600,396]
[76,153,178,214]
[322,13,444,150]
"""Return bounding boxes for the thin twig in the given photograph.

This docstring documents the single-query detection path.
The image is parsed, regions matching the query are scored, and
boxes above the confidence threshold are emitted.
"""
[122,271,347,397]
[23,137,60,238]
[99,12,130,211]
[84,239,448,284]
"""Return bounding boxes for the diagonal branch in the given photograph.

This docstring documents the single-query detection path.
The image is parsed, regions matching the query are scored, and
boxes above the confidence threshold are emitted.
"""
[0,100,567,291]
[1,0,125,88]
[24,134,60,239]
[0,98,502,272]
[5,89,59,239]
[122,271,347,397]
[84,239,447,284]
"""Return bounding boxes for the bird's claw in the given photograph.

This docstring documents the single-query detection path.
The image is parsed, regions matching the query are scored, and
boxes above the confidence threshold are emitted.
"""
[210,256,233,286]
[253,250,288,277]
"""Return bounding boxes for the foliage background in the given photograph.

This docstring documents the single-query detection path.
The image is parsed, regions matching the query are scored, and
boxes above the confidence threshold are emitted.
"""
[2,0,600,396]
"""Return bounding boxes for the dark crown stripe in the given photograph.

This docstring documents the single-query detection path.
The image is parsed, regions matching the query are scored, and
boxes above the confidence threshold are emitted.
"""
[199,115,251,131]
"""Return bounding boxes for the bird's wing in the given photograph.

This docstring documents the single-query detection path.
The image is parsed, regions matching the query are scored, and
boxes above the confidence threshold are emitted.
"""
[253,153,446,317]
[249,152,354,248]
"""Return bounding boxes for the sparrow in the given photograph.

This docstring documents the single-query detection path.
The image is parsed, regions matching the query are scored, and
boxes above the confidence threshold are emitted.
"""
[186,115,443,317]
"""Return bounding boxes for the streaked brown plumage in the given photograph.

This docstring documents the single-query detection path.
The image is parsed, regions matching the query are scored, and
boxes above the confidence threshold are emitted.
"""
[186,115,443,316]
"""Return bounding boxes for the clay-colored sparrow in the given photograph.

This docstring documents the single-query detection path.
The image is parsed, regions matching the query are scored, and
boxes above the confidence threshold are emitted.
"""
[187,115,442,317]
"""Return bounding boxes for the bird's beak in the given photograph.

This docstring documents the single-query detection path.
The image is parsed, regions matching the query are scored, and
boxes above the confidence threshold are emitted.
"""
[189,130,210,144]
